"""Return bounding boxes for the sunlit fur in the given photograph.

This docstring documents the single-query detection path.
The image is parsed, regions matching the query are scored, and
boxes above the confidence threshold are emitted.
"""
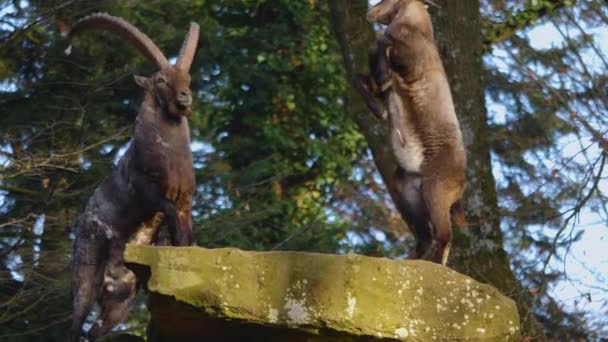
[356,0,467,266]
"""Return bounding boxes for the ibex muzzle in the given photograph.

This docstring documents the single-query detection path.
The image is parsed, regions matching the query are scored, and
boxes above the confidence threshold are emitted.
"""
[356,0,467,265]
[67,13,199,341]
[135,67,194,118]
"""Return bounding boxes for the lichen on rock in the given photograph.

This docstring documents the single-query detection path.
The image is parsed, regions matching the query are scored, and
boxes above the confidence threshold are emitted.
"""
[125,245,520,341]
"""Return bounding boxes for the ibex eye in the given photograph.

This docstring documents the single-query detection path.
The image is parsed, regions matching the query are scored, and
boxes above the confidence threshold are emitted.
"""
[157,77,167,84]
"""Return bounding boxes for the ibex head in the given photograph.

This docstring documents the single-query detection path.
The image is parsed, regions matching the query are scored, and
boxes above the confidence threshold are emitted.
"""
[367,0,437,38]
[133,66,194,119]
[68,13,199,119]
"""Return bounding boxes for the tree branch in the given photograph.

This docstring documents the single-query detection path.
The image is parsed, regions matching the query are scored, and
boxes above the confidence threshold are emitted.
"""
[483,0,576,51]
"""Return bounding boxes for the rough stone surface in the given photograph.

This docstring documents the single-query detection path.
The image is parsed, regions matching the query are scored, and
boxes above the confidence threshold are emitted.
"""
[125,245,520,341]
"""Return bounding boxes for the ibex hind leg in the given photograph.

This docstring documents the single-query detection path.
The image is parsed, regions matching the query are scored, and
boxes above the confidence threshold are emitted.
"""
[70,265,103,342]
[421,177,454,265]
[88,265,136,340]
[389,168,433,259]
[69,238,106,341]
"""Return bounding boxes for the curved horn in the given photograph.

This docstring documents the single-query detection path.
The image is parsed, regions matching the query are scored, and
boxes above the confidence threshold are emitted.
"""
[68,12,169,69]
[175,22,200,72]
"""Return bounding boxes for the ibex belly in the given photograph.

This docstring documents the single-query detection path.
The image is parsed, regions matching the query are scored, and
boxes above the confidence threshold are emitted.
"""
[387,91,424,173]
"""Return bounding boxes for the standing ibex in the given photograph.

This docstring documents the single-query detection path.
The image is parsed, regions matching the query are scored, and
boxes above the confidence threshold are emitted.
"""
[67,13,199,341]
[355,0,466,265]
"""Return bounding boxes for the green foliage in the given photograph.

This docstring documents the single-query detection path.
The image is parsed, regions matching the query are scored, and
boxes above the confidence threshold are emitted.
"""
[192,0,366,251]
[0,0,378,338]
[0,0,606,340]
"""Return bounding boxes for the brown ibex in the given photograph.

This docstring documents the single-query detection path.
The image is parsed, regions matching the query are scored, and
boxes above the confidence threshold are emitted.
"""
[355,0,466,265]
[67,13,199,341]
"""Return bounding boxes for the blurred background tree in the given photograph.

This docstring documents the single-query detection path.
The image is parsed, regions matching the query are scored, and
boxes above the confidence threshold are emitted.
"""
[0,0,606,340]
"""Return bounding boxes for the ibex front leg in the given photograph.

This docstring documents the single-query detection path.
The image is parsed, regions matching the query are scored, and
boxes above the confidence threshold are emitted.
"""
[175,206,193,246]
[369,34,393,96]
[154,196,192,246]
[353,34,393,121]
[173,191,194,246]
[135,176,192,246]
[160,198,191,246]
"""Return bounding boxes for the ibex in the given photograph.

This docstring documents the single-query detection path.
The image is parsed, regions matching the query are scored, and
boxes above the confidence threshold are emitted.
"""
[355,0,466,265]
[67,13,199,341]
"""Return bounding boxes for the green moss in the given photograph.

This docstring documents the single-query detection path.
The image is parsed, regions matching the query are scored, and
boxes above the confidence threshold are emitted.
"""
[126,245,520,340]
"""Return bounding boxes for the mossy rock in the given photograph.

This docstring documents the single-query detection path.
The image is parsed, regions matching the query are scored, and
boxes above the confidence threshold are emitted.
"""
[125,245,520,341]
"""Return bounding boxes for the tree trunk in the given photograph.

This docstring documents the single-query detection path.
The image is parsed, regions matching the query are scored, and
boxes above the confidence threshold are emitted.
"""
[327,0,399,197]
[328,0,544,339]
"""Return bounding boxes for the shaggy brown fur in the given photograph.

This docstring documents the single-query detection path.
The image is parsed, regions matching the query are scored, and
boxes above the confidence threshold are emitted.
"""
[68,13,199,341]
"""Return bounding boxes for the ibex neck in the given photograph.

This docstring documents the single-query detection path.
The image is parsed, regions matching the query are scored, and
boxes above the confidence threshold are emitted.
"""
[134,93,191,149]
[138,92,184,126]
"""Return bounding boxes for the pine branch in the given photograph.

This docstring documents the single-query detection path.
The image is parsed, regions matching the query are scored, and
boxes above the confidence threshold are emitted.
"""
[0,184,40,196]
[483,0,576,51]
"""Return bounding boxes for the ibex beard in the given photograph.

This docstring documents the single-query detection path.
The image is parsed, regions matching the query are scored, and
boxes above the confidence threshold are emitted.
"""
[67,13,199,341]
[356,0,467,265]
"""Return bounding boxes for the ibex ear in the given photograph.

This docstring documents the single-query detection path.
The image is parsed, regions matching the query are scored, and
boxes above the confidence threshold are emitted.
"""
[133,75,150,89]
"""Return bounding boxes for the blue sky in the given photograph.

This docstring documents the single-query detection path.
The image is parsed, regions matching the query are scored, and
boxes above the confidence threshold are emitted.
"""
[523,22,607,328]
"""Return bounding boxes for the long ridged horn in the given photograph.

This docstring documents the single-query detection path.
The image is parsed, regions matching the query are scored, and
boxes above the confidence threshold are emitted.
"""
[175,22,200,72]
[423,0,440,8]
[68,12,169,69]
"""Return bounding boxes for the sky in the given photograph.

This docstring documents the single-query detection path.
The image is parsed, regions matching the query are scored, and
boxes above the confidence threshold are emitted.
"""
[522,21,608,330]
[487,15,607,327]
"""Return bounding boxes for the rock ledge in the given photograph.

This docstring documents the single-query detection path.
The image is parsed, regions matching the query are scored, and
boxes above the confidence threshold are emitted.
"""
[125,245,520,341]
